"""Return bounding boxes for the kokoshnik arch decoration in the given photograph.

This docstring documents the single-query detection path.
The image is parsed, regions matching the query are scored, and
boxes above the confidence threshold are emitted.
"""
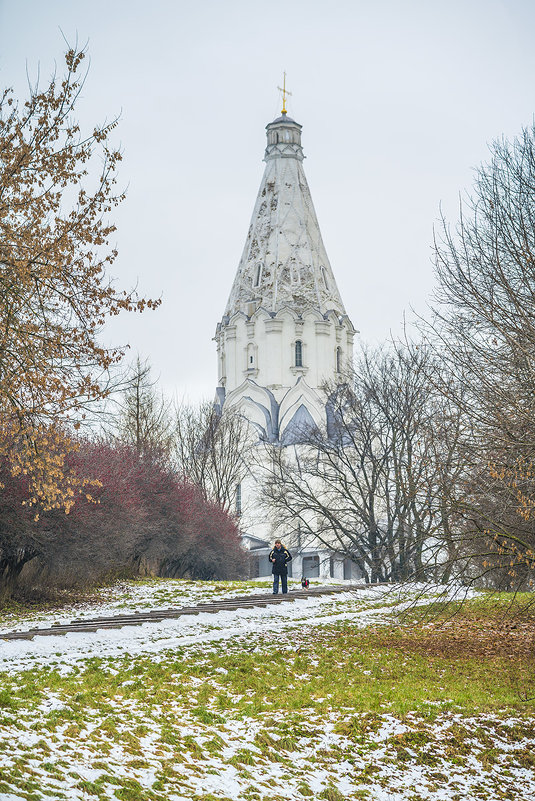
[214,97,356,446]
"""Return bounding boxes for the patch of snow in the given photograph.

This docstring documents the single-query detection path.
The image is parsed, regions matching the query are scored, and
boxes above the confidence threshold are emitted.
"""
[0,587,401,674]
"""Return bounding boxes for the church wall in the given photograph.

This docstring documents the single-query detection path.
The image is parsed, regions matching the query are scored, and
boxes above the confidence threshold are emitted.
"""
[223,324,237,389]
[218,311,354,399]
[213,108,363,582]
[236,466,274,547]
[263,318,283,387]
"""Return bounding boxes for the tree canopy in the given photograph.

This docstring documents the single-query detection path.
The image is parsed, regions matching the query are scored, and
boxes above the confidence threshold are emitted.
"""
[0,47,158,512]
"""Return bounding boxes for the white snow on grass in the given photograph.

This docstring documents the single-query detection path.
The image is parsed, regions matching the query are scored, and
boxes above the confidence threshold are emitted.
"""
[0,576,292,635]
[0,578,532,801]
[0,585,394,674]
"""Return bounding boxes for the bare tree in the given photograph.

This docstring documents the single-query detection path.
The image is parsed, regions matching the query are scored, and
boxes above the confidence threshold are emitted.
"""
[110,357,173,460]
[173,401,253,514]
[259,347,465,584]
[422,123,535,588]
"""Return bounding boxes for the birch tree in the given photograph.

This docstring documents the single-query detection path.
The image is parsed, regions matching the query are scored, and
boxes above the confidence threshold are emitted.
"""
[173,401,252,514]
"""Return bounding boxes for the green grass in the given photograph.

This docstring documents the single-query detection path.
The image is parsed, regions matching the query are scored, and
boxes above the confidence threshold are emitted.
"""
[406,588,535,622]
[1,589,534,800]
[3,595,534,719]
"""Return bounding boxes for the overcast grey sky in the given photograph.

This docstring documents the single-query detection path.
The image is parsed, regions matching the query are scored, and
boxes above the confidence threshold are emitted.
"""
[1,0,534,400]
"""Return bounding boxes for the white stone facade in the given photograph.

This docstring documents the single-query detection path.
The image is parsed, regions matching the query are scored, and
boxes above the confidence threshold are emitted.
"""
[223,114,345,320]
[217,306,354,444]
[215,109,358,577]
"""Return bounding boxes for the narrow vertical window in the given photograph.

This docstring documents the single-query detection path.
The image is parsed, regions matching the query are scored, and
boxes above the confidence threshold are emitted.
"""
[254,264,262,287]
[236,483,242,517]
[295,340,303,368]
[247,343,256,370]
[336,346,342,373]
[321,266,329,290]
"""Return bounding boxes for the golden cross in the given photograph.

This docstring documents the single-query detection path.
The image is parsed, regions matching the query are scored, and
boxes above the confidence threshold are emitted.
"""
[277,72,292,114]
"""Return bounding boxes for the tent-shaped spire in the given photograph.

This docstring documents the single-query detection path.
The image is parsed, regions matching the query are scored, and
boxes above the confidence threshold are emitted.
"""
[224,111,346,318]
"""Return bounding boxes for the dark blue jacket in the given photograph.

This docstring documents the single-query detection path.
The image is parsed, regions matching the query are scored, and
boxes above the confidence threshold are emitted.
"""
[269,546,292,575]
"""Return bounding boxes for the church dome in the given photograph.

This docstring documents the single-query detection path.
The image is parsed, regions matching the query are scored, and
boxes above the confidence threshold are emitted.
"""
[269,113,298,124]
[265,112,304,161]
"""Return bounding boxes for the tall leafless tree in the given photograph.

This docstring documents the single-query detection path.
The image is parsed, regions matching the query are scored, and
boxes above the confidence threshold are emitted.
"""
[259,347,464,583]
[173,401,253,514]
[110,357,173,461]
[422,123,535,588]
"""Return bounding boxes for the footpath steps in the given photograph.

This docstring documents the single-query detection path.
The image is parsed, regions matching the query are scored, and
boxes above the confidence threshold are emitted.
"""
[0,585,362,642]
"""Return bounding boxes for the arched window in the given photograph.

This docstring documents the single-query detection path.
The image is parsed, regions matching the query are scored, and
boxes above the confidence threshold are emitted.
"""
[254,263,262,287]
[321,266,329,290]
[336,346,342,373]
[247,343,256,369]
[295,340,303,368]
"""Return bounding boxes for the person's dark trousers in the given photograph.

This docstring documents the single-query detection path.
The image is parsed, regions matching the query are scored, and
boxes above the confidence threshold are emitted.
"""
[273,574,288,594]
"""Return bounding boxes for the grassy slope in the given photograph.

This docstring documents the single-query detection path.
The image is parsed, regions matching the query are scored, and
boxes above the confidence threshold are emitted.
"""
[0,582,534,801]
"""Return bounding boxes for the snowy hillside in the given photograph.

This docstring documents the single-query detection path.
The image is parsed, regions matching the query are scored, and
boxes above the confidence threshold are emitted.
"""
[0,578,534,801]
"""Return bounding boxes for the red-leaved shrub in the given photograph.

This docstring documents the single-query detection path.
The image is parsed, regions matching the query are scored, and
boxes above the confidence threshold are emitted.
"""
[0,439,245,600]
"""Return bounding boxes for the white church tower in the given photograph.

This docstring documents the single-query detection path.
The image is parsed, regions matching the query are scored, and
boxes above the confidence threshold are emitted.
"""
[214,94,356,578]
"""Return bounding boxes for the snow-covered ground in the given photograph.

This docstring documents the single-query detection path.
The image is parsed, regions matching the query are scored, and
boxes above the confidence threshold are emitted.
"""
[0,578,533,801]
[0,575,289,635]
[0,582,393,674]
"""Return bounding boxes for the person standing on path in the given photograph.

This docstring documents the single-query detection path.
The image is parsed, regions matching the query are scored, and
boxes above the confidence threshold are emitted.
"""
[269,539,292,594]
